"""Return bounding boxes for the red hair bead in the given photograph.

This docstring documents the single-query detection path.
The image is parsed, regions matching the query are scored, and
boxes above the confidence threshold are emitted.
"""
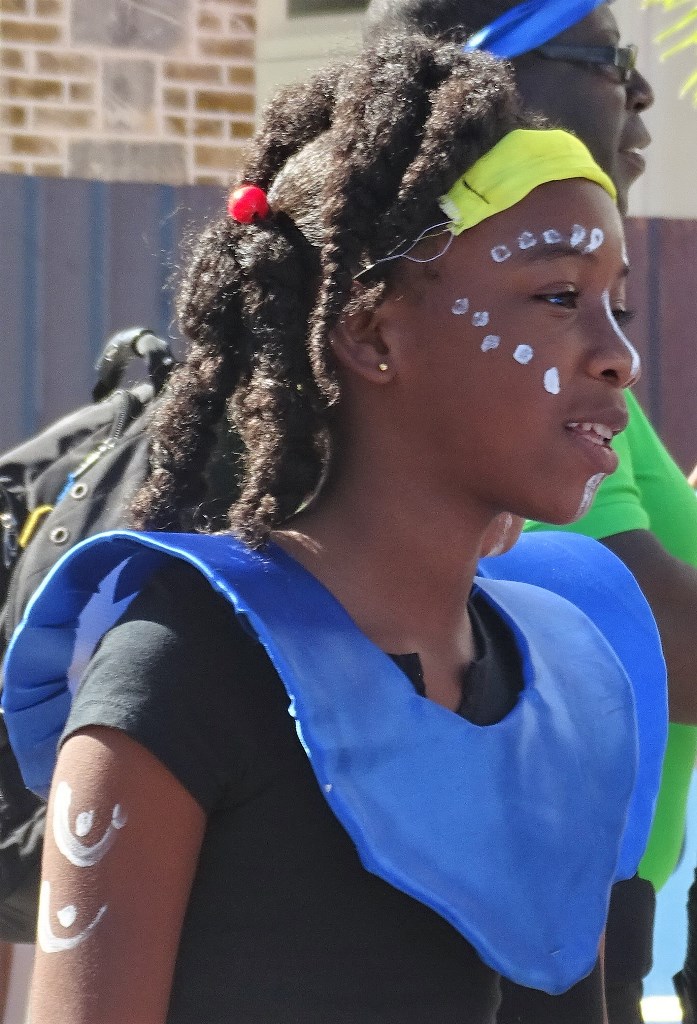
[227,184,270,223]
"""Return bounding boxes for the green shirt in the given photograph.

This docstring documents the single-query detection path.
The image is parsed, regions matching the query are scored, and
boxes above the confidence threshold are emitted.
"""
[526,390,697,889]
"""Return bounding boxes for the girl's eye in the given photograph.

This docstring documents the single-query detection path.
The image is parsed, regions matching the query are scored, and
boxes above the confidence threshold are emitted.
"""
[613,308,636,327]
[536,290,579,309]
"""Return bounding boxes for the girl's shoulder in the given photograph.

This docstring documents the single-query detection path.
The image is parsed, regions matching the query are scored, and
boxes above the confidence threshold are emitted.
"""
[64,556,293,813]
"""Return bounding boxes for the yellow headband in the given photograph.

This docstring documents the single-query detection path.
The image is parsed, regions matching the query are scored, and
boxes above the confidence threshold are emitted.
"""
[439,128,617,236]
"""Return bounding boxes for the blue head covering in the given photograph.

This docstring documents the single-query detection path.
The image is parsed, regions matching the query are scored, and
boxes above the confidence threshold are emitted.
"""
[464,0,607,59]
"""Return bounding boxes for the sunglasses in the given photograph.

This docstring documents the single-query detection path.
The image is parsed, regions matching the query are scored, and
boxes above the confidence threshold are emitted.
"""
[534,44,639,85]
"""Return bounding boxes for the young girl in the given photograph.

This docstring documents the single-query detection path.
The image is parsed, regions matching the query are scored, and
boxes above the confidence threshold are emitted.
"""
[3,32,666,1024]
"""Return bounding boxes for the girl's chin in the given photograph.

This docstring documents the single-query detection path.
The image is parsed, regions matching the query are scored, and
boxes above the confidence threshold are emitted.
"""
[523,474,607,527]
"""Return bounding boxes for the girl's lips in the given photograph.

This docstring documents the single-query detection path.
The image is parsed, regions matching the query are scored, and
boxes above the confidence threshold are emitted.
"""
[566,422,619,475]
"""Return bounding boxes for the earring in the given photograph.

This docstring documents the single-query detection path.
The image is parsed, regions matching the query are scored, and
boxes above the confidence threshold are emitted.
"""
[378,362,389,372]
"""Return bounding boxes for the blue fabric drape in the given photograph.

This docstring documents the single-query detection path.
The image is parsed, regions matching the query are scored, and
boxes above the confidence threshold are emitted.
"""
[3,529,666,992]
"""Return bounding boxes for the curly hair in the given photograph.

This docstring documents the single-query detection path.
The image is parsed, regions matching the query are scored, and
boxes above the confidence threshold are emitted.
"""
[130,33,532,547]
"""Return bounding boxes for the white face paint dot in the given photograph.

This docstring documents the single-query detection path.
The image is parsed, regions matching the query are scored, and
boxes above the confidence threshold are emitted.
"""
[543,367,561,395]
[581,228,601,253]
[518,231,537,250]
[472,311,489,327]
[75,811,93,838]
[543,229,563,245]
[583,228,605,254]
[570,224,587,247]
[323,783,333,793]
[57,905,77,929]
[481,335,500,352]
[491,245,511,263]
[513,344,534,365]
[451,297,470,315]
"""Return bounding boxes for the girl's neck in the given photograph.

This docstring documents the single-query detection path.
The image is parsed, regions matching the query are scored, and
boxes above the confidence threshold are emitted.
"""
[272,468,489,667]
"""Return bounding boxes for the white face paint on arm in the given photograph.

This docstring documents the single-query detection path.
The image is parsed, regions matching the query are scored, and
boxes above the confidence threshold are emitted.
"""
[37,880,108,954]
[37,780,128,954]
[53,780,128,868]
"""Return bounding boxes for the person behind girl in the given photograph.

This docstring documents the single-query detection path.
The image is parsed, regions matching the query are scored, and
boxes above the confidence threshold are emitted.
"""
[3,32,666,1024]
[365,11,689,1021]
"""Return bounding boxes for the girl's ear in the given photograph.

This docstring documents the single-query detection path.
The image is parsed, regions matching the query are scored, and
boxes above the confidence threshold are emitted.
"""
[330,306,395,384]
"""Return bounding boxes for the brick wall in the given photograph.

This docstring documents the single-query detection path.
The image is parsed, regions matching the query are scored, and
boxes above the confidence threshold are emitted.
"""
[0,0,256,185]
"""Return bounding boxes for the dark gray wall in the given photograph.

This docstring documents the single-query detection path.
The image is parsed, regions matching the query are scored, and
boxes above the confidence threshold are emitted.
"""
[0,172,219,448]
[623,217,697,472]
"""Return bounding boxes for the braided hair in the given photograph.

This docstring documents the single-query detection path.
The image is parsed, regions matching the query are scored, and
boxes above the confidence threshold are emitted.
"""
[130,33,532,548]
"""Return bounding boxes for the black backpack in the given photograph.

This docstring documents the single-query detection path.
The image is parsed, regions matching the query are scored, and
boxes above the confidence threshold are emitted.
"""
[0,327,176,942]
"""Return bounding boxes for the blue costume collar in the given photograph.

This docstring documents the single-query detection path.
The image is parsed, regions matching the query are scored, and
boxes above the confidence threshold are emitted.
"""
[464,0,606,59]
[3,529,666,995]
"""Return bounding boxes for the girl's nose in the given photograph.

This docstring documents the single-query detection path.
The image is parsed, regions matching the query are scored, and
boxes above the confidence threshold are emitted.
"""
[587,292,641,389]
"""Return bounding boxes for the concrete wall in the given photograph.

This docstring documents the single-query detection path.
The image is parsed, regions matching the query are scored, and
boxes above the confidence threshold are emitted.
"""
[4,0,692,211]
[256,2,362,113]
[0,0,256,185]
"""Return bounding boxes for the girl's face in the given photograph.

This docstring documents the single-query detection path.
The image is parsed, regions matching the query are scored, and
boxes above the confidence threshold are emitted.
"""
[377,178,635,526]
